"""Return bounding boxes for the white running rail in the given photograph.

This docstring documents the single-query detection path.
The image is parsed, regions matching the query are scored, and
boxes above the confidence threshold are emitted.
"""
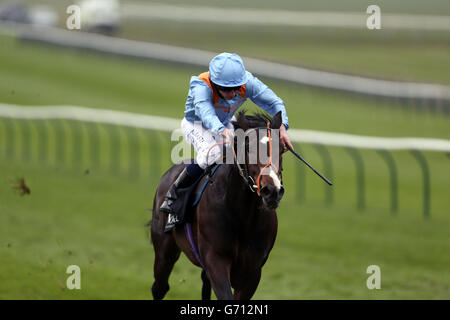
[122,3,450,31]
[2,23,450,103]
[1,104,449,152]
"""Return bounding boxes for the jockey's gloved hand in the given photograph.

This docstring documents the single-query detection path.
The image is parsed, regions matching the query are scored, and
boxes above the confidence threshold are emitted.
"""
[221,128,235,145]
[280,124,293,152]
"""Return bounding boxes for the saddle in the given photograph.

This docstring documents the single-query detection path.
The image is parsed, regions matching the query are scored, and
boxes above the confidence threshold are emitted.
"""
[170,164,222,226]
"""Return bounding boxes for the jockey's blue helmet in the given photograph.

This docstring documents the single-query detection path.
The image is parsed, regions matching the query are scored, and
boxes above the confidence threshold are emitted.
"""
[209,53,248,87]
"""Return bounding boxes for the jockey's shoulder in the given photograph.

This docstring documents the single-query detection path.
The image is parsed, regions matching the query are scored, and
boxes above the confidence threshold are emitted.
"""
[189,76,209,88]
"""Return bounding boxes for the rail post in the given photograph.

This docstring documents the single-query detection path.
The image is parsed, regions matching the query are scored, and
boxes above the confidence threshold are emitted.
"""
[377,150,398,215]
[345,147,365,211]
[410,150,430,219]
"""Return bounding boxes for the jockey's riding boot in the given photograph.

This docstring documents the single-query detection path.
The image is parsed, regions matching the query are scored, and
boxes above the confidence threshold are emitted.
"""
[161,164,204,232]
[160,167,192,214]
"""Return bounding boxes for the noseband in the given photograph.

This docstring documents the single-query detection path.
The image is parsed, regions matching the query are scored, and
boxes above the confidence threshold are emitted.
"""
[206,122,280,196]
[233,122,280,196]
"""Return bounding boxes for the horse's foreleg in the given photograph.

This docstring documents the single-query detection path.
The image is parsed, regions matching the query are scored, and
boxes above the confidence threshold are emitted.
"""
[233,270,262,300]
[204,256,234,300]
[201,269,211,300]
[151,229,181,300]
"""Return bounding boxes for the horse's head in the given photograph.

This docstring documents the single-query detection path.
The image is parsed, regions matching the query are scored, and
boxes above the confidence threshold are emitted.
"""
[233,110,285,209]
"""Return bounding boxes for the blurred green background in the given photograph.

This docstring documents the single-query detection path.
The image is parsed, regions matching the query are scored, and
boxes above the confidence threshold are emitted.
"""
[0,0,449,299]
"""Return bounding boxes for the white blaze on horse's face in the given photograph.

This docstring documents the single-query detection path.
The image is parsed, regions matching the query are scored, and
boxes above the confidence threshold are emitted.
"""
[258,131,282,190]
[268,167,282,190]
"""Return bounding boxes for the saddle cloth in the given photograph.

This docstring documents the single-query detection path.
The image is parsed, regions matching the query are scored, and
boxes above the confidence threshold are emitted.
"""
[170,164,222,225]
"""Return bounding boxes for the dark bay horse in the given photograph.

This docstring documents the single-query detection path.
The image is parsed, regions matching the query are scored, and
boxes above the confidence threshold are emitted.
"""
[150,111,285,300]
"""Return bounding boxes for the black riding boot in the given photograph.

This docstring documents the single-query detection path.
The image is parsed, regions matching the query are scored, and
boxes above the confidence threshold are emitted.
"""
[160,167,194,232]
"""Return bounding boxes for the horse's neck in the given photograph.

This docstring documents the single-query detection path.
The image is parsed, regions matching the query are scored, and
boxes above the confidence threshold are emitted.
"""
[226,165,261,221]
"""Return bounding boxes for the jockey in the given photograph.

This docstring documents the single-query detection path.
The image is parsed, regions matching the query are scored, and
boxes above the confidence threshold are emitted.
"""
[161,52,293,232]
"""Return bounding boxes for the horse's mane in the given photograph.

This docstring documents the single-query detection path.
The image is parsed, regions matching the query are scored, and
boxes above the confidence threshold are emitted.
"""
[232,110,273,130]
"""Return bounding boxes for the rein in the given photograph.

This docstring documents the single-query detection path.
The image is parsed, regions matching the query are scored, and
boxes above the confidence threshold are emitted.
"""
[254,122,273,196]
[206,122,276,196]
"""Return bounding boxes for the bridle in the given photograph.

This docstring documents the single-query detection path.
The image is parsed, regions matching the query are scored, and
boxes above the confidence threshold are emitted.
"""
[207,122,280,196]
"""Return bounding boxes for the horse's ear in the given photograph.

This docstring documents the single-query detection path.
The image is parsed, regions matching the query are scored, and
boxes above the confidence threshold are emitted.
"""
[271,111,282,129]
[238,114,249,131]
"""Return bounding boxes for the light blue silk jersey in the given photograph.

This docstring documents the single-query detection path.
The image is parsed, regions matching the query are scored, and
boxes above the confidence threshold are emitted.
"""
[184,71,289,134]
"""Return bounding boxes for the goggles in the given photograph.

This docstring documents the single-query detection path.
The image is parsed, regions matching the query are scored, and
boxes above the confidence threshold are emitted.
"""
[215,84,241,92]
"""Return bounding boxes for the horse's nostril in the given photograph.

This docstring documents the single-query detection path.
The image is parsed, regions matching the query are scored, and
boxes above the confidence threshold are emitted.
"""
[261,186,279,200]
[260,186,271,197]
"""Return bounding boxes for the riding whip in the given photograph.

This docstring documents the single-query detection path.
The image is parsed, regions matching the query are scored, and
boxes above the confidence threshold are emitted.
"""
[286,144,333,186]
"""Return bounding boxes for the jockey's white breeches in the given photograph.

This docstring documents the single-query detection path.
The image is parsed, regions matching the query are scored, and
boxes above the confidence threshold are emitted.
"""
[181,117,235,169]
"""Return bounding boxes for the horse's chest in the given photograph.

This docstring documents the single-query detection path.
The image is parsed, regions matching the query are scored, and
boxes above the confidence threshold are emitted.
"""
[234,232,274,265]
[232,214,276,259]
[237,244,265,261]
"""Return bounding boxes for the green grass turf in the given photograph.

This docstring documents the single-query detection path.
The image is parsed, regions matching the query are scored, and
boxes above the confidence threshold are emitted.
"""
[0,154,449,299]
[1,35,449,140]
[118,20,450,86]
[11,0,450,84]
[0,118,449,300]
[0,34,449,299]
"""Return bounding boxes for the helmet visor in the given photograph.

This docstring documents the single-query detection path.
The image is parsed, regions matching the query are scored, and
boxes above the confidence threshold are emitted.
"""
[215,84,241,92]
